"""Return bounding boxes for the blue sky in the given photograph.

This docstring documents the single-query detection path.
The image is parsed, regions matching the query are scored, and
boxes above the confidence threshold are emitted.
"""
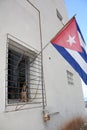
[64,0,87,42]
[64,0,87,100]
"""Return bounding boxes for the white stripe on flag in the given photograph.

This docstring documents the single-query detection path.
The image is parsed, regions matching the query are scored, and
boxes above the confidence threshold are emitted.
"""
[78,31,86,49]
[66,49,87,74]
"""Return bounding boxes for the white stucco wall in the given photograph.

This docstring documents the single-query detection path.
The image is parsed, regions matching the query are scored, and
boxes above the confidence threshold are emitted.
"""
[0,0,85,130]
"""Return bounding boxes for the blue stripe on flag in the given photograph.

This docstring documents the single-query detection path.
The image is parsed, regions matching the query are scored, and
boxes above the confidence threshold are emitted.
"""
[76,22,86,44]
[79,47,87,62]
[76,22,87,62]
[52,44,87,84]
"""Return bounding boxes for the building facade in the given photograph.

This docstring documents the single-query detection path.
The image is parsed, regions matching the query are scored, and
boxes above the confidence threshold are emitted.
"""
[0,0,85,130]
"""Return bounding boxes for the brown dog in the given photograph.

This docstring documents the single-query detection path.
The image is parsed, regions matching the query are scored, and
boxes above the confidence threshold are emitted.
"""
[21,83,28,102]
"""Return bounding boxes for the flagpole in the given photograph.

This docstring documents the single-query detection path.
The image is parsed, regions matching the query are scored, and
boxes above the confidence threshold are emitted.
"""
[30,14,76,64]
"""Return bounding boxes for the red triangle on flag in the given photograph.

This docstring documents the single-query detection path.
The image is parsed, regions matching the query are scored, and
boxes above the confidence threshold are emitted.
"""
[51,17,82,52]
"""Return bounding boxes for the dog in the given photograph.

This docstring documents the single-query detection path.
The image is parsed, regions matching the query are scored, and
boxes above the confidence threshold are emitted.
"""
[21,83,28,102]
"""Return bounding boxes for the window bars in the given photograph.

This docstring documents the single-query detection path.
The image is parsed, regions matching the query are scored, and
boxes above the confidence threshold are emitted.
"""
[5,36,46,111]
[66,70,74,85]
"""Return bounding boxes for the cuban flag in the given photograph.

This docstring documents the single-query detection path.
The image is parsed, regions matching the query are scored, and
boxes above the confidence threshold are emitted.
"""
[51,17,87,84]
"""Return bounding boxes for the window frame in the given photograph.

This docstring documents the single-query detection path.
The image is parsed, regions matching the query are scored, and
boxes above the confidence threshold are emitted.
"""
[5,35,46,112]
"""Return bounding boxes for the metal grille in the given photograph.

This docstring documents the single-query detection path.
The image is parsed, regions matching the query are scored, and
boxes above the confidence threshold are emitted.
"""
[66,70,74,85]
[5,36,46,111]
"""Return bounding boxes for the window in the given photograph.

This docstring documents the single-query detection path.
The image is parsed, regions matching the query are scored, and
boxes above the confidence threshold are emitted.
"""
[56,9,63,21]
[6,38,45,108]
[66,70,74,85]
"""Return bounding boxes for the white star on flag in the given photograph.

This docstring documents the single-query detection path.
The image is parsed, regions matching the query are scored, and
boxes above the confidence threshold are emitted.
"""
[67,35,76,46]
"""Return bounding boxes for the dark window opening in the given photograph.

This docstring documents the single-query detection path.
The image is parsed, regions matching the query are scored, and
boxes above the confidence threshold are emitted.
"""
[8,49,29,101]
